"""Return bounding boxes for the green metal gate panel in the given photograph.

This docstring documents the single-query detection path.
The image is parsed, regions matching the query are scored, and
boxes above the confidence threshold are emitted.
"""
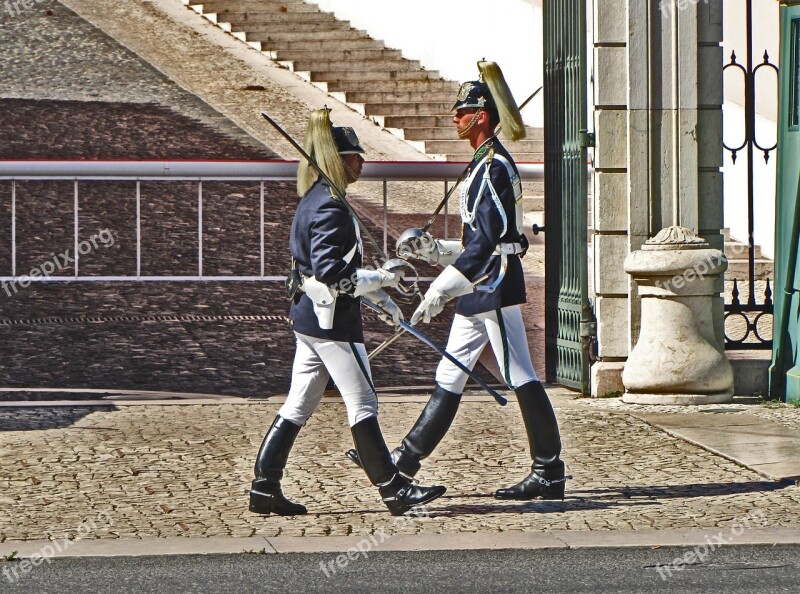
[771,0,800,404]
[543,0,591,393]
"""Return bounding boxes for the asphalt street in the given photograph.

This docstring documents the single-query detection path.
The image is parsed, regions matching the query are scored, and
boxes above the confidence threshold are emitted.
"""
[2,545,798,593]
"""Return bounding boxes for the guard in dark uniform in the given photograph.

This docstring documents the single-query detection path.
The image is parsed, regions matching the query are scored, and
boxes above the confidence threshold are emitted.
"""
[249,109,447,516]
[349,62,567,500]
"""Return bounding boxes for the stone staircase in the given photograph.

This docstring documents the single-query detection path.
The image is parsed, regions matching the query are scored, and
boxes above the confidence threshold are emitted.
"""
[182,0,544,163]
[722,228,773,281]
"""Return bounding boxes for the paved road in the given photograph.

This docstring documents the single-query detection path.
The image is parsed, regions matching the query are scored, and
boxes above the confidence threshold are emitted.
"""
[2,545,798,593]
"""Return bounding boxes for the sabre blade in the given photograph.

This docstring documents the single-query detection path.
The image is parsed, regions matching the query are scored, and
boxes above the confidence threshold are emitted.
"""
[362,297,507,405]
[368,328,405,361]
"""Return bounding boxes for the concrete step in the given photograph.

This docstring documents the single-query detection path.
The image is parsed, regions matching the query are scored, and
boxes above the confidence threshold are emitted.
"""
[302,71,442,83]
[725,260,774,281]
[191,0,314,6]
[272,48,404,62]
[325,80,457,94]
[380,114,463,128]
[523,210,545,228]
[380,116,542,138]
[439,153,544,162]
[725,241,764,260]
[421,139,543,154]
[210,11,341,24]
[523,196,545,211]
[332,91,458,105]
[189,1,322,13]
[244,29,371,42]
[281,59,423,73]
[396,127,544,143]
[258,38,386,52]
[359,101,452,116]
[229,20,355,33]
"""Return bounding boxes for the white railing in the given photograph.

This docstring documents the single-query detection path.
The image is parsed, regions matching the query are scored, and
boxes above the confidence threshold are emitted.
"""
[0,160,544,283]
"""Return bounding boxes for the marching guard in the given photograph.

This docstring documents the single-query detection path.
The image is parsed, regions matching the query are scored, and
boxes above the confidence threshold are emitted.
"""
[249,109,447,517]
[349,61,567,500]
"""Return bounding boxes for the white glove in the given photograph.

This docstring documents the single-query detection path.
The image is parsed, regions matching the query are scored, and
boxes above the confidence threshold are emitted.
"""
[410,265,473,325]
[364,289,404,327]
[352,267,400,297]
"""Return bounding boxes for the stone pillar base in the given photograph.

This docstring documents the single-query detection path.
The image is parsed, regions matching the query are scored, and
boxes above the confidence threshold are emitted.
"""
[622,391,734,405]
[591,361,625,397]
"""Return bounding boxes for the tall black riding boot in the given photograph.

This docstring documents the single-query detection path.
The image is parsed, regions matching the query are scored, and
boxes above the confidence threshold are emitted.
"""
[249,415,308,516]
[346,385,462,477]
[495,381,567,500]
[350,416,447,516]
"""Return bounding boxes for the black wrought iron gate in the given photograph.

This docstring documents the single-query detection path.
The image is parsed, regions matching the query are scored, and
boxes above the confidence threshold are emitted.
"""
[543,0,591,393]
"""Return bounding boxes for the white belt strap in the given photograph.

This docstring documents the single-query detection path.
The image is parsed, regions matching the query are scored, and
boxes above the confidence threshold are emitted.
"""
[460,153,509,237]
[492,154,523,202]
[493,242,525,256]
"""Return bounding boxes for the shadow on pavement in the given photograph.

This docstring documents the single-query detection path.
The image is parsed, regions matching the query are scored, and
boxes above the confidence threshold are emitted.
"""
[578,481,790,498]
[0,406,116,431]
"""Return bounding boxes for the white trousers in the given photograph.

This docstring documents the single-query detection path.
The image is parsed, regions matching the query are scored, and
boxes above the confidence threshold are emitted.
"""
[278,332,378,427]
[435,305,538,394]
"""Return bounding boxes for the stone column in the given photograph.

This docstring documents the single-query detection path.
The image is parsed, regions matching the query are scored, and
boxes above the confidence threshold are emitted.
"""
[590,0,724,396]
[622,226,734,403]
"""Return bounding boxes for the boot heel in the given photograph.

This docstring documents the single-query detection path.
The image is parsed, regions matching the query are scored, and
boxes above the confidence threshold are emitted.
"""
[248,486,308,516]
[248,489,274,515]
[380,477,447,516]
[381,497,410,517]
[542,482,566,501]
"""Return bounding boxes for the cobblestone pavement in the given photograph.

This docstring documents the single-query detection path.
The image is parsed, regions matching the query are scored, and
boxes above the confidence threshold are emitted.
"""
[2,391,798,543]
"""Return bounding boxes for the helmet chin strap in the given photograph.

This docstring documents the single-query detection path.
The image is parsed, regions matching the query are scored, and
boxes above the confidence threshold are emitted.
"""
[458,108,483,139]
[342,158,359,184]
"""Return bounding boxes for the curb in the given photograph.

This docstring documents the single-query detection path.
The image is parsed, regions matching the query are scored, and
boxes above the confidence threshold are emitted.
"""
[2,528,799,558]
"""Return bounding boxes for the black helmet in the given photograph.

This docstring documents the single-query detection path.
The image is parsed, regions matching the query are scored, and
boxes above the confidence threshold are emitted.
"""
[452,80,498,118]
[331,126,365,154]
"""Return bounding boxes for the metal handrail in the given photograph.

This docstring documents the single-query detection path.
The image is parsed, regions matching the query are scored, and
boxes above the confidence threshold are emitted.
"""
[0,160,544,181]
[0,160,544,283]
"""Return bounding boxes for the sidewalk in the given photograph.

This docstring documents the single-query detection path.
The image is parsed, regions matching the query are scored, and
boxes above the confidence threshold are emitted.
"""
[1,389,798,556]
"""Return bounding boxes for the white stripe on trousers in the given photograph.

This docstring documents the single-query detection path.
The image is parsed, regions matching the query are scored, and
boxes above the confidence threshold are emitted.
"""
[434,305,538,394]
[278,332,378,427]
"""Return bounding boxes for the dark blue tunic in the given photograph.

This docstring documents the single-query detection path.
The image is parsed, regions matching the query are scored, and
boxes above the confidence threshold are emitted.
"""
[453,137,527,316]
[289,179,364,343]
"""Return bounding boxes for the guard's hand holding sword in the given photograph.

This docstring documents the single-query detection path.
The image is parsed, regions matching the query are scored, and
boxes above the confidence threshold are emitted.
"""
[410,265,474,326]
[352,263,405,328]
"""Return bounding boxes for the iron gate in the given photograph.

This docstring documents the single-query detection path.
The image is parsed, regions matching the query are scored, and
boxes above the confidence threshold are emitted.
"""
[543,0,591,393]
[722,0,776,350]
